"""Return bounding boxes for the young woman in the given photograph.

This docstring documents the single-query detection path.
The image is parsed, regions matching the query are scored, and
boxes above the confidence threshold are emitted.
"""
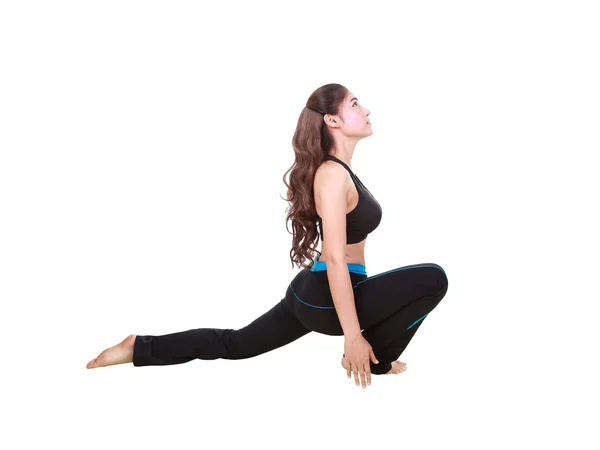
[86,83,449,389]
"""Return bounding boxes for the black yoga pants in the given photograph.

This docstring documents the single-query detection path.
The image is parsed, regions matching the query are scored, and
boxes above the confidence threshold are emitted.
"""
[133,259,449,375]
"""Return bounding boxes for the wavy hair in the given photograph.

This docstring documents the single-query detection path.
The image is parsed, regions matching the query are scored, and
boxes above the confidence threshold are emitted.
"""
[282,83,349,270]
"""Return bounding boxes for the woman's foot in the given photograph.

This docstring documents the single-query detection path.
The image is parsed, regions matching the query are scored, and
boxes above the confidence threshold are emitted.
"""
[86,334,136,369]
[341,354,407,374]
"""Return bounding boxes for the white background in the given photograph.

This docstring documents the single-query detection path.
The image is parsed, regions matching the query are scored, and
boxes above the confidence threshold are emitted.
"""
[1,1,598,448]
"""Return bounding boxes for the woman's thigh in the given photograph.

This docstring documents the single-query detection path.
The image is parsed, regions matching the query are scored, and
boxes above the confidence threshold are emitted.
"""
[284,268,365,336]
[285,263,448,336]
[354,263,448,330]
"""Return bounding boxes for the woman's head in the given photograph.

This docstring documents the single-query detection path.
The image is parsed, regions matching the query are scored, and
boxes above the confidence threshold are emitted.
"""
[282,83,372,269]
[307,85,372,147]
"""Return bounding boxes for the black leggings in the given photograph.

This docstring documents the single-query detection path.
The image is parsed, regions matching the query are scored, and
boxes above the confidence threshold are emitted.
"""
[133,260,449,375]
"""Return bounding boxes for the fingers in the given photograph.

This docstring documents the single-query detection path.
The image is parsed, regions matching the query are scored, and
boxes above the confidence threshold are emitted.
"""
[350,362,371,388]
[359,365,370,389]
[370,349,379,365]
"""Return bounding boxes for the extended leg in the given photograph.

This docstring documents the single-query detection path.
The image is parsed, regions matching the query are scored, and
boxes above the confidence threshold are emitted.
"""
[133,299,311,366]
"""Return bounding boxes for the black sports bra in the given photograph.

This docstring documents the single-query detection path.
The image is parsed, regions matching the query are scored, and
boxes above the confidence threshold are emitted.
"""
[316,154,383,244]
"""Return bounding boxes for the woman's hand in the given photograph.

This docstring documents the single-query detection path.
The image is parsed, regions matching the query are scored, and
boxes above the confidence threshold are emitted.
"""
[344,333,379,388]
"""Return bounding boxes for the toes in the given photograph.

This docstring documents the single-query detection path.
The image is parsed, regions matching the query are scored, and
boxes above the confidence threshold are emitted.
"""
[391,361,407,373]
[87,349,108,369]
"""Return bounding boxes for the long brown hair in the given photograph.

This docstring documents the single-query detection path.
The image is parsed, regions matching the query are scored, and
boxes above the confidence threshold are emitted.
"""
[282,83,349,270]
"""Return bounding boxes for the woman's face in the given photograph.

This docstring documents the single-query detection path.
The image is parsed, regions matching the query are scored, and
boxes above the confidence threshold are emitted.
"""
[334,91,372,138]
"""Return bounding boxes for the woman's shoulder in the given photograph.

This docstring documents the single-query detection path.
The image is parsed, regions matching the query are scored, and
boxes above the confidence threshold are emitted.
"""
[314,159,351,200]
[315,159,345,182]
[316,158,348,177]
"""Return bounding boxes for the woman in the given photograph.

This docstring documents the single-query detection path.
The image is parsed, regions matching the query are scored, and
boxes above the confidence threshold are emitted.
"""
[86,83,449,389]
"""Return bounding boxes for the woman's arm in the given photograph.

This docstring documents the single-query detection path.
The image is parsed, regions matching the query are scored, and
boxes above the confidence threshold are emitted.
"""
[327,261,361,338]
[316,164,361,338]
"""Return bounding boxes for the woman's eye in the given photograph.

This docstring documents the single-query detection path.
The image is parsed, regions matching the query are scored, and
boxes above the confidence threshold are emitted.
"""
[353,102,358,107]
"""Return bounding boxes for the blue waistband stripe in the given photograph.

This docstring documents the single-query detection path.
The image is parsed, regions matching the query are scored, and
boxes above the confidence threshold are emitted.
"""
[310,258,367,275]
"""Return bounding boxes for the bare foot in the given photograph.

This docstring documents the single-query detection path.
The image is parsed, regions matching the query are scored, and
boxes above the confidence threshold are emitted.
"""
[86,334,136,369]
[341,354,407,375]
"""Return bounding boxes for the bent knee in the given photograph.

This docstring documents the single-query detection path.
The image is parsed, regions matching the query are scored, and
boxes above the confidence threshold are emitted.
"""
[435,267,448,299]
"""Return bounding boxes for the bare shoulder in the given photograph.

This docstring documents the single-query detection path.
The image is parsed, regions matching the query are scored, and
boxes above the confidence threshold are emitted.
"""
[314,160,350,207]
[314,160,349,190]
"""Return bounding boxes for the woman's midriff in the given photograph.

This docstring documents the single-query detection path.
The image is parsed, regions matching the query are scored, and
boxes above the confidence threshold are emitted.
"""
[317,237,366,266]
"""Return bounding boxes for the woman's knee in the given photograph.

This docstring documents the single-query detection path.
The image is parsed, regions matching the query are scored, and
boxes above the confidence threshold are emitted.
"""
[419,264,448,299]
[434,266,448,300]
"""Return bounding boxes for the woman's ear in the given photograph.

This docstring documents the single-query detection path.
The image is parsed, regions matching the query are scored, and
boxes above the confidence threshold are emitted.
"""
[324,114,340,128]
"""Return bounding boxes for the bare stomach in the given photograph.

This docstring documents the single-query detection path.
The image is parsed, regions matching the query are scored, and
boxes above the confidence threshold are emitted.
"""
[317,238,367,266]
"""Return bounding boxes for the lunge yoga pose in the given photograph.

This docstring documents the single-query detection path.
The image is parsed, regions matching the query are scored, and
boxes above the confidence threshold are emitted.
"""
[86,83,449,389]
